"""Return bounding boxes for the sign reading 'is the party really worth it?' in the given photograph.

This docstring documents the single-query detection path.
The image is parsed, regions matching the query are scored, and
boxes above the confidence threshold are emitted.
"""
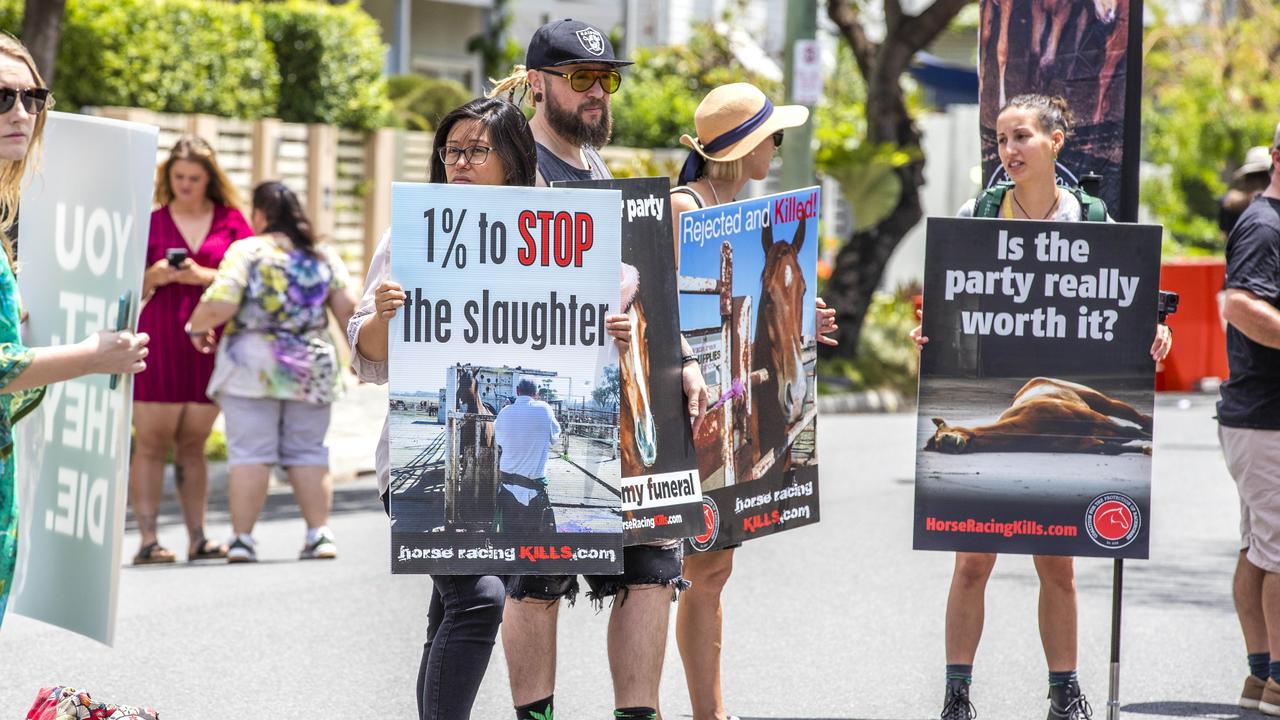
[914,217,1162,559]
[388,183,623,575]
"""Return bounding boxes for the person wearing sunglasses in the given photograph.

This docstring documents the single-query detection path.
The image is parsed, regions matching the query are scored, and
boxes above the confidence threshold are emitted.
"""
[348,96,630,719]
[490,19,628,187]
[487,19,693,720]
[669,81,837,720]
[0,33,150,631]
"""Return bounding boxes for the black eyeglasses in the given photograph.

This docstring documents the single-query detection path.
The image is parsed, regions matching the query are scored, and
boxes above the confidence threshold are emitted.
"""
[438,145,492,166]
[0,87,49,115]
[540,68,622,94]
[772,130,785,148]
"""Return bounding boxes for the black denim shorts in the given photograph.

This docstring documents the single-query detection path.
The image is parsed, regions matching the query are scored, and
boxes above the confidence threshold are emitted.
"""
[505,543,689,609]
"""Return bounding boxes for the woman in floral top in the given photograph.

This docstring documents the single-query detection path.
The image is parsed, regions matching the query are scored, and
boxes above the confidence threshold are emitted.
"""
[186,181,356,563]
[0,36,149,630]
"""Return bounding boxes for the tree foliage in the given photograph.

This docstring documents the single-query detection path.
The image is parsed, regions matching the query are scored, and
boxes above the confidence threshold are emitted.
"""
[592,365,621,409]
[610,23,781,149]
[387,74,471,132]
[1141,0,1280,254]
[821,0,973,356]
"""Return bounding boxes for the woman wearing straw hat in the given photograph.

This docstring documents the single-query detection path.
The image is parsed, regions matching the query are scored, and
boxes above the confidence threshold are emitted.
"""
[670,82,838,720]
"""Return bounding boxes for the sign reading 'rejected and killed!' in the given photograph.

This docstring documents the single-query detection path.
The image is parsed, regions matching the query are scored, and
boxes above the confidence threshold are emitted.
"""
[677,187,822,553]
[554,177,703,545]
[388,183,623,575]
[914,217,1162,559]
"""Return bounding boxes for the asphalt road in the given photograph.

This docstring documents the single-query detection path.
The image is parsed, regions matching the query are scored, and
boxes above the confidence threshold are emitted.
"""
[0,394,1255,719]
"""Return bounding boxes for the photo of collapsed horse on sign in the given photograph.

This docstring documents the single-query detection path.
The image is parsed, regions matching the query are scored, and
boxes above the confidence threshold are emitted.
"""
[678,187,822,552]
[913,217,1162,559]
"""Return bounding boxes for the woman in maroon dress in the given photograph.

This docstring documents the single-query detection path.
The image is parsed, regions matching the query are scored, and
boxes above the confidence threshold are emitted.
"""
[129,136,253,564]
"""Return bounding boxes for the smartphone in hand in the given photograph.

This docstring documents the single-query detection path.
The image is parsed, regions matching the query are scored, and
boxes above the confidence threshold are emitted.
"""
[165,247,188,268]
[109,290,132,391]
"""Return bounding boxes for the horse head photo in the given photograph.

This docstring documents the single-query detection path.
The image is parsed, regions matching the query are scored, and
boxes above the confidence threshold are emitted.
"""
[753,211,809,440]
[618,263,658,475]
[924,377,1152,455]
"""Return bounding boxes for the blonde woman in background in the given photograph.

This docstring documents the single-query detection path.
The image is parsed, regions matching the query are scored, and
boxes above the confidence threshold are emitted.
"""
[129,136,253,565]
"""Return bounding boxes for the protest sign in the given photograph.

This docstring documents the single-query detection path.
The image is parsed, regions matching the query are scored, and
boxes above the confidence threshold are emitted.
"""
[914,217,1161,558]
[389,183,623,574]
[554,177,702,545]
[677,187,821,552]
[978,0,1142,220]
[12,112,157,644]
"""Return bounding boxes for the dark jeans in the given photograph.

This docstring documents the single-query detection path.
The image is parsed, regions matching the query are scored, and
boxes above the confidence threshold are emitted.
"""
[382,493,505,720]
[417,574,506,720]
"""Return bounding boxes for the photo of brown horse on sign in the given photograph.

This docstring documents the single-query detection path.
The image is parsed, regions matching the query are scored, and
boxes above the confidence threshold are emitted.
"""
[678,187,821,551]
[925,377,1151,455]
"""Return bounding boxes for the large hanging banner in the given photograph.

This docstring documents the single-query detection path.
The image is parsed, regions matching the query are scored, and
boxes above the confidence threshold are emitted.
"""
[978,0,1143,220]
[914,217,1161,558]
[12,111,157,644]
[554,177,702,545]
[389,183,623,574]
[677,187,821,552]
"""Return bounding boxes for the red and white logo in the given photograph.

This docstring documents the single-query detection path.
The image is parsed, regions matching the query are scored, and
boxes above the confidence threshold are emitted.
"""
[1085,493,1142,549]
[688,497,720,552]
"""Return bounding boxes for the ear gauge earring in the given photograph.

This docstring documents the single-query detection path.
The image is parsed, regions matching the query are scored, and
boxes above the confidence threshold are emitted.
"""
[533,91,544,103]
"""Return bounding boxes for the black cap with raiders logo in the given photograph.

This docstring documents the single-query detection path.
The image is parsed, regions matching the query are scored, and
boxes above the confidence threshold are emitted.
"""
[525,19,633,69]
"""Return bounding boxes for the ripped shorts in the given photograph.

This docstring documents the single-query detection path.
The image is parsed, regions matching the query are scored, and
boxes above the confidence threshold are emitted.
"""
[505,543,688,609]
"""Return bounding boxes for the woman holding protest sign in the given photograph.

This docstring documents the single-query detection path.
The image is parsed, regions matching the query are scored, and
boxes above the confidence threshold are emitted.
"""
[348,96,632,720]
[186,181,356,563]
[669,82,838,720]
[129,135,253,566]
[911,94,1172,720]
[0,34,150,630]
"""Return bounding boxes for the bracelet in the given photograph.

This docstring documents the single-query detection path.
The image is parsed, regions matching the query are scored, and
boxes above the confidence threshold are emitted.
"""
[681,354,699,366]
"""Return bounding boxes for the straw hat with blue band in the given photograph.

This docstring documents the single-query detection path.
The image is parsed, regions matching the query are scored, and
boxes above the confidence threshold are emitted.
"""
[678,83,809,186]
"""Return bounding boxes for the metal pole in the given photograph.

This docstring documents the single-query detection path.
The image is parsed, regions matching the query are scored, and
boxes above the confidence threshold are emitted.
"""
[781,0,818,191]
[1107,558,1123,720]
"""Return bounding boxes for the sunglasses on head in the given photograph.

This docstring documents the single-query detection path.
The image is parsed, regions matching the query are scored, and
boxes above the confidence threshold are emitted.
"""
[0,87,50,115]
[540,68,622,94]
[772,130,785,148]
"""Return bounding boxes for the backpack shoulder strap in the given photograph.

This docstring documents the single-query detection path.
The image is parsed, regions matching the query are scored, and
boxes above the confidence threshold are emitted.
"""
[974,181,1014,218]
[1068,187,1108,222]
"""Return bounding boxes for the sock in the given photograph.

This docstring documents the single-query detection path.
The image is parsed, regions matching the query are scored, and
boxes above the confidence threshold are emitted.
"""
[236,533,254,547]
[516,696,553,720]
[946,663,973,689]
[1270,661,1280,684]
[613,709,657,720]
[306,526,327,545]
[1250,652,1271,680]
[1049,669,1078,687]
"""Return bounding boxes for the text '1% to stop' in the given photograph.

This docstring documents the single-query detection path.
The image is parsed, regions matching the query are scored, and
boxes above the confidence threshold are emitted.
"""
[422,207,508,268]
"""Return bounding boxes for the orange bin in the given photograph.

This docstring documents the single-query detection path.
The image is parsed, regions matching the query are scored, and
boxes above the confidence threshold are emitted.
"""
[1157,258,1230,391]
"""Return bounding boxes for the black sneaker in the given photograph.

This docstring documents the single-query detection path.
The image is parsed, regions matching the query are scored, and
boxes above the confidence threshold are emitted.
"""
[941,683,977,720]
[1047,681,1093,720]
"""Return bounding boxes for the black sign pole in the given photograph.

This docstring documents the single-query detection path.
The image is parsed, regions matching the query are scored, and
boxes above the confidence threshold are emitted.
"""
[1109,2,1144,718]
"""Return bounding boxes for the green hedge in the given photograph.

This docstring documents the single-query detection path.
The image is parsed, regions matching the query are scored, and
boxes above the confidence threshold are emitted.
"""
[0,0,391,129]
[258,0,391,130]
[387,74,471,132]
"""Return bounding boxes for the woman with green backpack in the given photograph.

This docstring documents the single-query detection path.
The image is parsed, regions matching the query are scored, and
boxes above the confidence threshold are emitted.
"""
[911,93,1173,720]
